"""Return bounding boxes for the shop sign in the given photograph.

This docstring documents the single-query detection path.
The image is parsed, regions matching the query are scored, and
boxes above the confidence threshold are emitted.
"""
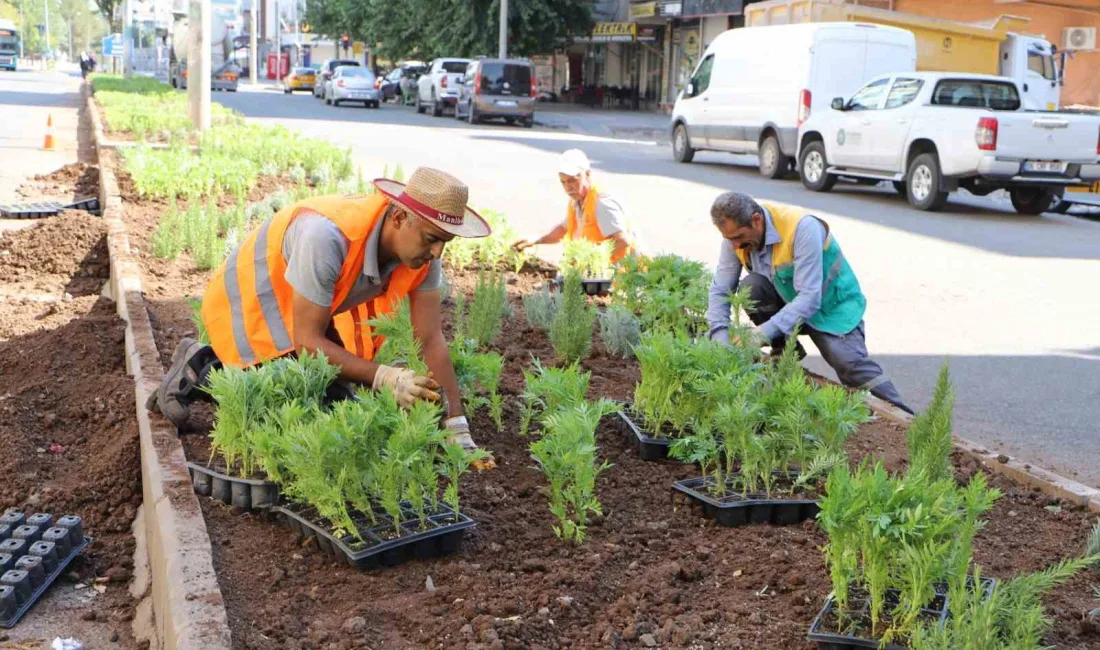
[637,25,661,43]
[660,1,683,17]
[580,22,638,43]
[630,2,658,19]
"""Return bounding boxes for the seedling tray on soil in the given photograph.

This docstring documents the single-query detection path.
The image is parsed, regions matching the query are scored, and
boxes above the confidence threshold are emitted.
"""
[186,461,280,510]
[673,475,820,527]
[615,408,672,461]
[806,578,996,650]
[0,511,90,628]
[0,201,64,219]
[549,276,613,296]
[272,502,475,570]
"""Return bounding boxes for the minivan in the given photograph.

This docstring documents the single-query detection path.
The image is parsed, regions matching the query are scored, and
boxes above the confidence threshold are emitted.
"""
[455,58,535,127]
[670,23,916,178]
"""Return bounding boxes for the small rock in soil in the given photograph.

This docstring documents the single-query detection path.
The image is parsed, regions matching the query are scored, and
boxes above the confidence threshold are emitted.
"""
[425,575,436,593]
[111,632,120,643]
[81,610,98,621]
[341,616,367,635]
[538,607,550,617]
[556,595,574,608]
[639,633,658,647]
[106,566,131,583]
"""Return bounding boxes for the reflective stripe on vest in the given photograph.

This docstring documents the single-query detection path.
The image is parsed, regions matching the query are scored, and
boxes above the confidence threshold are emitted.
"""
[202,194,430,368]
[564,185,636,264]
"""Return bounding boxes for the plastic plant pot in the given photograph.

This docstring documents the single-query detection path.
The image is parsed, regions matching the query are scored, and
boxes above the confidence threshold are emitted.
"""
[0,540,26,557]
[0,587,14,619]
[0,555,13,575]
[28,542,59,573]
[0,526,10,543]
[56,515,83,544]
[581,279,612,296]
[0,572,30,606]
[0,512,24,529]
[14,557,44,590]
[42,528,71,557]
[187,462,280,510]
[672,475,820,528]
[615,408,672,461]
[12,526,41,544]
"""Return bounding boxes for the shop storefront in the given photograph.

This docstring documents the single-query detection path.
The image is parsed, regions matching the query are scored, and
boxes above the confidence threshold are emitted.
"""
[563,19,666,110]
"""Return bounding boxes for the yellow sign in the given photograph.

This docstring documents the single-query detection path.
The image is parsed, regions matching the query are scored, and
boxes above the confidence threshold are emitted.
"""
[591,22,637,42]
[352,41,365,55]
[685,32,700,56]
[629,2,657,19]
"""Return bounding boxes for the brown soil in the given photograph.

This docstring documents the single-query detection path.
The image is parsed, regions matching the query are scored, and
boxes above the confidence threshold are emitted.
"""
[16,162,100,202]
[0,204,140,642]
[118,175,1100,650]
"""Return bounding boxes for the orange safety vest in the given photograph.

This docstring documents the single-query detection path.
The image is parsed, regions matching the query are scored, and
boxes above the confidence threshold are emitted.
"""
[564,185,635,263]
[202,194,430,368]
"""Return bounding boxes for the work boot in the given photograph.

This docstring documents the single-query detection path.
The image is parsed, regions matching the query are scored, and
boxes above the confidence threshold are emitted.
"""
[146,337,217,428]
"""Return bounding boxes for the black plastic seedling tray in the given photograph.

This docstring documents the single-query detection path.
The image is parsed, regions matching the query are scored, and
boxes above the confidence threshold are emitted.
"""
[186,461,280,509]
[673,475,820,527]
[0,201,64,219]
[615,409,672,461]
[0,511,90,627]
[581,279,612,296]
[272,502,475,570]
[806,578,995,650]
[66,196,101,215]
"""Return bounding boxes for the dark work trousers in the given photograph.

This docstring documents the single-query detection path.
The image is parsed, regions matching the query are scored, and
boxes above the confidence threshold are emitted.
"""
[740,272,912,413]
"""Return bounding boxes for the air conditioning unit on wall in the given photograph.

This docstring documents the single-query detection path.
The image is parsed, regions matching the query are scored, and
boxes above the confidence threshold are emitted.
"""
[1063,26,1097,51]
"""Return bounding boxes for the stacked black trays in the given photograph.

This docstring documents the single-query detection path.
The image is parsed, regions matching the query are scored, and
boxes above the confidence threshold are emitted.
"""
[0,510,91,627]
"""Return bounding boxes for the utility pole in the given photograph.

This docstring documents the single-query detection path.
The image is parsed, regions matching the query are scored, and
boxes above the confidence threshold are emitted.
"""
[121,0,131,76]
[248,0,256,83]
[188,0,210,130]
[43,0,50,57]
[274,0,280,82]
[498,0,507,59]
[18,1,24,60]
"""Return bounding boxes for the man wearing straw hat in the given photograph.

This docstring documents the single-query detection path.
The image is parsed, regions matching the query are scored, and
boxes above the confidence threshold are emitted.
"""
[148,167,494,460]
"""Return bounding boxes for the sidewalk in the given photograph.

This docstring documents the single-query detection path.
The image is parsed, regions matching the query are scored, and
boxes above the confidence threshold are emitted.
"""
[534,103,671,143]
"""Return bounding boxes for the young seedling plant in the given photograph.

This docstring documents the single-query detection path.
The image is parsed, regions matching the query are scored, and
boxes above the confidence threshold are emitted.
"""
[519,359,593,436]
[549,270,596,363]
[561,239,613,279]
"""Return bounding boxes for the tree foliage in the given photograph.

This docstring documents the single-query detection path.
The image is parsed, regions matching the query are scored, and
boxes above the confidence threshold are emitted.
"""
[305,0,594,61]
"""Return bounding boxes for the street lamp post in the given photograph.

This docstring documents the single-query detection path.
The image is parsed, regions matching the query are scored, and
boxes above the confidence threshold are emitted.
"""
[248,0,256,83]
[498,0,507,59]
[187,0,211,130]
[43,0,50,58]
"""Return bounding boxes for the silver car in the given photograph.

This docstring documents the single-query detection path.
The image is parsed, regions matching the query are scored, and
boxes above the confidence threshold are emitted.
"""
[455,58,535,127]
[324,66,381,108]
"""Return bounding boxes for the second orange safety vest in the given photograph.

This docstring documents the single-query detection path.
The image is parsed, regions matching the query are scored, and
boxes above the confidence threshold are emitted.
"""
[202,194,430,368]
[564,185,636,263]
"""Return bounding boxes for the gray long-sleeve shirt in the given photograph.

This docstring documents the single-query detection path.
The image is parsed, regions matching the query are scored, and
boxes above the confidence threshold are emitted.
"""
[706,208,826,344]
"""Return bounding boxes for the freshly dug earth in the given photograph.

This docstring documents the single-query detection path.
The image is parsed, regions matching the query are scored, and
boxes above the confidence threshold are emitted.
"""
[16,162,100,202]
[118,176,1100,650]
[0,209,140,644]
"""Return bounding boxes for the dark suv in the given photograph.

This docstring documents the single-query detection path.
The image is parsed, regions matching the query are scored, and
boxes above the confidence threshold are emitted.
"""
[314,58,361,98]
[455,58,535,127]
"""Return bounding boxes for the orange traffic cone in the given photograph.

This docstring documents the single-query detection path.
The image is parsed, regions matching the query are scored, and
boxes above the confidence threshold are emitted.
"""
[42,114,56,151]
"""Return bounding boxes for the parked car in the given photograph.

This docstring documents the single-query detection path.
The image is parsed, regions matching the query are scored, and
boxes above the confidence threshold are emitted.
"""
[417,58,471,116]
[284,67,316,93]
[455,58,535,127]
[170,60,240,92]
[670,23,916,178]
[314,58,360,98]
[324,66,381,108]
[797,72,1100,213]
[380,62,426,102]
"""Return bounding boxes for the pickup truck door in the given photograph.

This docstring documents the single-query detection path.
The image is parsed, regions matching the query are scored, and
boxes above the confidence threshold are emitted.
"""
[830,77,890,169]
[861,77,922,172]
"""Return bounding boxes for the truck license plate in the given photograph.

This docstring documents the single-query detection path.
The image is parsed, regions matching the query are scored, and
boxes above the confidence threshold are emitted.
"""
[496,100,517,108]
[1023,160,1067,173]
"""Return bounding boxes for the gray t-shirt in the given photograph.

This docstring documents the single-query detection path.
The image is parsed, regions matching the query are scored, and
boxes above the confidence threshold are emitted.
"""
[282,210,442,313]
[563,191,628,238]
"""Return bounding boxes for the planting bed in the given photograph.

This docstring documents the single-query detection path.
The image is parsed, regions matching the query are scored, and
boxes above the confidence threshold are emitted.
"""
[106,158,1100,649]
[0,172,141,644]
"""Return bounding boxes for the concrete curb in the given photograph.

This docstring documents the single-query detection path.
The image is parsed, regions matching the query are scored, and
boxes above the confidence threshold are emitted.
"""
[87,82,234,650]
[864,392,1100,513]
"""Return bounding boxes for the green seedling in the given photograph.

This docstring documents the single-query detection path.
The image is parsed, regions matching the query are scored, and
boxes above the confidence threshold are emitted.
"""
[523,284,559,330]
[549,270,596,363]
[561,239,613,279]
[597,305,640,358]
[519,360,592,436]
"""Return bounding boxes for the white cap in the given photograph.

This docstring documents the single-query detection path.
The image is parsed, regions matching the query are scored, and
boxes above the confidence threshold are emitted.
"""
[558,149,591,176]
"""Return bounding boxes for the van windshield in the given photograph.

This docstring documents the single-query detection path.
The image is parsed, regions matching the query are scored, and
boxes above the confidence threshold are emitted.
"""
[931,79,1021,111]
[478,63,531,95]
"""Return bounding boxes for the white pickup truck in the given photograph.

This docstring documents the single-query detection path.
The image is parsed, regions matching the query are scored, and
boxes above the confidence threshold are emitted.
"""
[797,72,1100,214]
[417,58,471,117]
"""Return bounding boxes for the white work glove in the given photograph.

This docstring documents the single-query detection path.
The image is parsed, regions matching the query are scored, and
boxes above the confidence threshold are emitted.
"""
[444,416,496,470]
[372,365,441,408]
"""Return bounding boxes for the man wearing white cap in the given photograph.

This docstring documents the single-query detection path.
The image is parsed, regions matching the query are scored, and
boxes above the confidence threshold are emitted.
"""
[148,167,495,464]
[512,148,638,263]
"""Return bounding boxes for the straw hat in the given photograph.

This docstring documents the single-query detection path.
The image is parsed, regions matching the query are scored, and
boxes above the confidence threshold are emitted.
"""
[374,168,491,239]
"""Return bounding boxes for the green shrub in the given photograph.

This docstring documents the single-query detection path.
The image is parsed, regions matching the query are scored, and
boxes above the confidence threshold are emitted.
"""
[549,271,596,363]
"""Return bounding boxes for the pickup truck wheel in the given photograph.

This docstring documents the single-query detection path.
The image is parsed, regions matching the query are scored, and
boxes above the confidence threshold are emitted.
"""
[431,94,443,117]
[1009,187,1059,216]
[892,181,908,199]
[758,135,790,179]
[906,153,949,211]
[416,97,426,114]
[799,142,836,192]
[672,123,695,163]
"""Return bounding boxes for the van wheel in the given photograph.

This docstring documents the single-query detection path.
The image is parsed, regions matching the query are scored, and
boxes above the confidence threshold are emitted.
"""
[468,104,480,124]
[907,153,949,211]
[672,123,695,163]
[799,141,835,192]
[522,118,533,128]
[1010,187,1060,216]
[892,181,908,199]
[758,135,790,179]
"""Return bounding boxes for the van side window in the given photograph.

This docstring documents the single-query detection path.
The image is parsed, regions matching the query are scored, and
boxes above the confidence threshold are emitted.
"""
[690,54,714,97]
[884,78,923,109]
[846,78,890,111]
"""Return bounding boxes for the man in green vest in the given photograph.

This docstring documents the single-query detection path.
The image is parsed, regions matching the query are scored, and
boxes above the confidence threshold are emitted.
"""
[705,192,910,412]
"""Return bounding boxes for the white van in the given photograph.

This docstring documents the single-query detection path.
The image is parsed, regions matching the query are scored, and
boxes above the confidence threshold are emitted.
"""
[670,23,917,178]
